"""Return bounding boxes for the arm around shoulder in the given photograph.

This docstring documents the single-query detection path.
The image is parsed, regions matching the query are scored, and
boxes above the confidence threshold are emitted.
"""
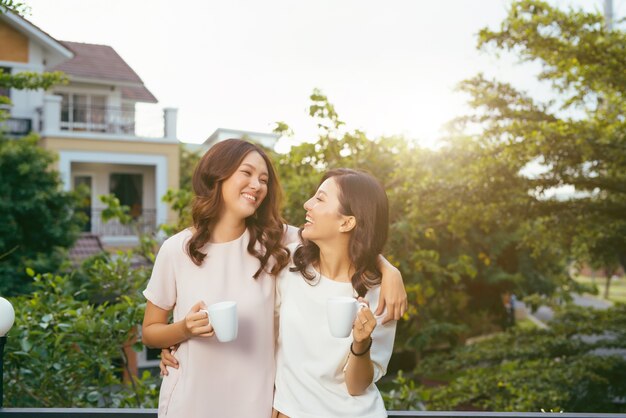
[376,255,407,322]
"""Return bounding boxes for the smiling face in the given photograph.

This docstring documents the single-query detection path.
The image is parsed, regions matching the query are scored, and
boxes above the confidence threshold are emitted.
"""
[302,177,354,244]
[220,151,269,221]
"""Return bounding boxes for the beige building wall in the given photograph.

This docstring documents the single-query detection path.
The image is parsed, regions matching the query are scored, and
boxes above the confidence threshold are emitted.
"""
[0,20,29,63]
[40,136,180,223]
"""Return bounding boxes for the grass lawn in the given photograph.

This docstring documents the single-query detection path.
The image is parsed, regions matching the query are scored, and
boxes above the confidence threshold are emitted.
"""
[514,317,539,330]
[574,275,626,304]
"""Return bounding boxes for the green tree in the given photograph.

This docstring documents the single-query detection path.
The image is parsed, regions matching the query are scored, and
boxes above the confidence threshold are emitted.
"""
[386,135,574,356]
[0,3,75,295]
[457,0,626,297]
[382,1,626,411]
[179,145,201,192]
[0,136,84,295]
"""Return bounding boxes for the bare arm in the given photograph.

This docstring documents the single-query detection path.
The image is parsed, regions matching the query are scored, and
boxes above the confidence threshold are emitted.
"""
[376,255,408,323]
[344,300,377,396]
[142,300,214,349]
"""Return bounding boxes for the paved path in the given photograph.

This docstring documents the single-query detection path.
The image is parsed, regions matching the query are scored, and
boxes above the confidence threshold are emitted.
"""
[570,293,613,309]
[526,293,612,324]
[519,295,625,359]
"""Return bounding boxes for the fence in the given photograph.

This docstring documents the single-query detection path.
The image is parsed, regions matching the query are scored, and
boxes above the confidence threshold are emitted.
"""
[0,409,625,417]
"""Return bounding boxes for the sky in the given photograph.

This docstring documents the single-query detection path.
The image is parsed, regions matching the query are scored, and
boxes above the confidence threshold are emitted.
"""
[23,0,625,150]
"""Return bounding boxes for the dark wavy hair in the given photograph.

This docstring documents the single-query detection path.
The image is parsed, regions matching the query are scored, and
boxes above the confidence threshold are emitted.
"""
[187,138,289,278]
[291,168,389,296]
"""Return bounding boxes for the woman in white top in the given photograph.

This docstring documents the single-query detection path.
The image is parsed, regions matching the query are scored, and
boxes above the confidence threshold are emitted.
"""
[273,168,397,418]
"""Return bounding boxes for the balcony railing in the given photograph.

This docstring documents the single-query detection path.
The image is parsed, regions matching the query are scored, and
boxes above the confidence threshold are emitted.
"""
[83,208,157,236]
[0,117,32,136]
[39,97,174,139]
[0,409,624,417]
[60,105,135,135]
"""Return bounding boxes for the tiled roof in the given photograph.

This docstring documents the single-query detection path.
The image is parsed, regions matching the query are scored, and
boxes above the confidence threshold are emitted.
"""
[51,41,157,103]
[69,233,105,265]
[120,86,158,103]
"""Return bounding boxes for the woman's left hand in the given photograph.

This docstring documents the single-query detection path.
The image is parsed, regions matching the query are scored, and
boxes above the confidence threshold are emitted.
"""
[352,298,376,343]
[377,261,407,324]
[159,345,179,376]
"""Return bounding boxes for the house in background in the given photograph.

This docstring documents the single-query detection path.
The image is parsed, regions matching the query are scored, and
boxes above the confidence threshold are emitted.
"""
[0,11,179,247]
[185,127,280,155]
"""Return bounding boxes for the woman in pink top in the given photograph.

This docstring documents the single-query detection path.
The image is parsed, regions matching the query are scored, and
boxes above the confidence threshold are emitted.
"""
[145,139,406,417]
[142,139,290,417]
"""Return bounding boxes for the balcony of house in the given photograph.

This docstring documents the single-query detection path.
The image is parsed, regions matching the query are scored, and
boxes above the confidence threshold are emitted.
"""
[0,117,32,137]
[0,409,624,417]
[82,208,157,237]
[39,95,178,142]
[59,104,138,135]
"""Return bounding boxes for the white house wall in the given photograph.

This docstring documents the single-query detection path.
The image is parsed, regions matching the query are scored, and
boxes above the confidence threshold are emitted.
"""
[58,150,169,228]
[71,162,156,211]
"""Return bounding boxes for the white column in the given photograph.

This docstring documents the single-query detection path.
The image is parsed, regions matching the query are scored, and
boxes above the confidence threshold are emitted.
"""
[163,107,178,140]
[605,0,613,30]
[41,94,62,135]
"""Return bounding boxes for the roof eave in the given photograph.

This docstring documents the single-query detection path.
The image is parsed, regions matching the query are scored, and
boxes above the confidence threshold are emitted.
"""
[66,75,148,88]
[1,11,73,61]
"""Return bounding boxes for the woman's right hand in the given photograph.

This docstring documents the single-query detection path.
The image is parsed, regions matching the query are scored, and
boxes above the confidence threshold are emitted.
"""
[159,346,179,376]
[182,301,215,338]
[352,298,376,344]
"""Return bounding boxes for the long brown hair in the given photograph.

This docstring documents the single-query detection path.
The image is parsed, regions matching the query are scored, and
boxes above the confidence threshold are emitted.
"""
[187,139,289,278]
[291,168,389,296]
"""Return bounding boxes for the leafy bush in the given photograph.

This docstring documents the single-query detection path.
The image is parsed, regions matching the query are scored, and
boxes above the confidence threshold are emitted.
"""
[382,371,427,411]
[416,305,626,412]
[3,268,159,408]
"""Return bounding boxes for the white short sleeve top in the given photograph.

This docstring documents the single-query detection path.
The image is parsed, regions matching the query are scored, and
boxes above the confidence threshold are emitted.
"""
[274,243,397,418]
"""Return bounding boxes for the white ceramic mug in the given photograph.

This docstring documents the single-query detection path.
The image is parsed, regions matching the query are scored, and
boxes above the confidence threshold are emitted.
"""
[200,301,238,342]
[326,297,366,338]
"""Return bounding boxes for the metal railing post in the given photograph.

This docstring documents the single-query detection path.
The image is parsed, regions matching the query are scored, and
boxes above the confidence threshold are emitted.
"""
[0,335,5,409]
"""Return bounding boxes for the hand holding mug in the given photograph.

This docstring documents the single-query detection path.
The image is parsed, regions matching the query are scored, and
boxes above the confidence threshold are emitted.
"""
[352,298,376,343]
[327,296,370,338]
[200,301,238,343]
[183,301,214,339]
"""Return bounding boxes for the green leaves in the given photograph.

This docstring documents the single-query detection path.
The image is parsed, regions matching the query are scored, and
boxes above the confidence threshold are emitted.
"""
[382,370,427,411]
[479,0,626,101]
[161,187,193,235]
[0,70,66,91]
[0,0,30,16]
[4,270,158,408]
[0,136,84,295]
[418,305,626,412]
[100,194,133,225]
